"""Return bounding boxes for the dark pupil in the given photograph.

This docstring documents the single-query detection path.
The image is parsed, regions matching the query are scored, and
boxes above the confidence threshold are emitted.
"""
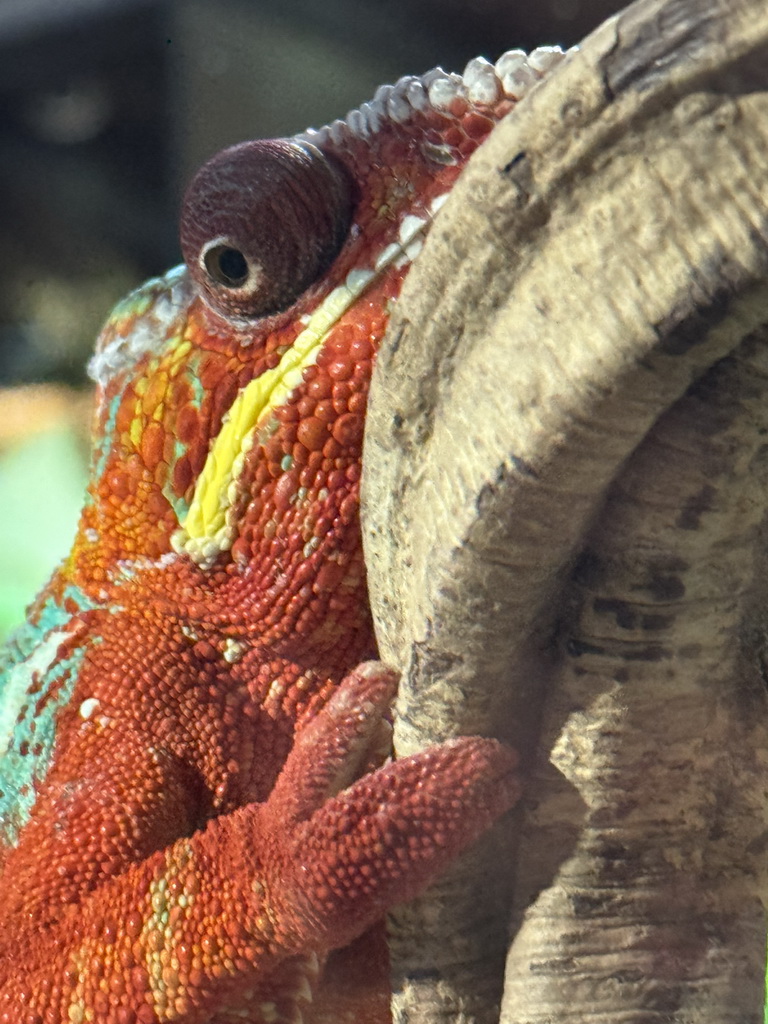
[205,245,249,287]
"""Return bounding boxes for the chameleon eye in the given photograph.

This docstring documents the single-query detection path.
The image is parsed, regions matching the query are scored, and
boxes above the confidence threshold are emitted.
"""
[180,139,354,319]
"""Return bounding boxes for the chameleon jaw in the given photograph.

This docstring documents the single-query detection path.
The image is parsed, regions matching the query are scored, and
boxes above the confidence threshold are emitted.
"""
[170,208,432,568]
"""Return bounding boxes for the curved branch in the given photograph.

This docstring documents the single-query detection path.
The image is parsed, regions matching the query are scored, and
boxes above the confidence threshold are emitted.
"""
[362,0,768,1020]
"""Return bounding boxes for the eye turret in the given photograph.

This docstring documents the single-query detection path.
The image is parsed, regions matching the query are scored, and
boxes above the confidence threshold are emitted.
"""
[180,139,354,319]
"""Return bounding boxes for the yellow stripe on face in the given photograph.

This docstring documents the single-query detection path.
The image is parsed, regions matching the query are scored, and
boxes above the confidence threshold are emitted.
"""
[171,269,375,566]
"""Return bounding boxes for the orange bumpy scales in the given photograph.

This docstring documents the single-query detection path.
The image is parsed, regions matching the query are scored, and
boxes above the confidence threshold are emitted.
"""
[0,47,564,1024]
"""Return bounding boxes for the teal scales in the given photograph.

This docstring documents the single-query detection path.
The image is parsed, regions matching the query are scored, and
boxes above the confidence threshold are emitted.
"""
[0,587,101,846]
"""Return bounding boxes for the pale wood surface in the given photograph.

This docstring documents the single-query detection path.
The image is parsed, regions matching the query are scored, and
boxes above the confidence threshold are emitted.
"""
[363,0,768,1019]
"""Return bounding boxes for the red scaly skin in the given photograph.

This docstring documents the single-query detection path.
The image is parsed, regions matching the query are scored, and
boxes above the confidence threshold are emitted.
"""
[0,49,563,1024]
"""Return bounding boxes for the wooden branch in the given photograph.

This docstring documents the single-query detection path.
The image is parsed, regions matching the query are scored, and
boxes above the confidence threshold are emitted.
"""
[362,0,768,1020]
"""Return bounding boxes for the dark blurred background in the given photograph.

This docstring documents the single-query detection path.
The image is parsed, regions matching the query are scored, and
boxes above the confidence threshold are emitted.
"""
[0,0,626,387]
[0,0,626,634]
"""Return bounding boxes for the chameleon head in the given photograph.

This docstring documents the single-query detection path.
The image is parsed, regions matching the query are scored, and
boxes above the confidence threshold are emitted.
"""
[75,50,564,643]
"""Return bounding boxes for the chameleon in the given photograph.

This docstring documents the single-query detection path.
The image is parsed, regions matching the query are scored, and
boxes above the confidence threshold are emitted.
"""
[0,45,564,1024]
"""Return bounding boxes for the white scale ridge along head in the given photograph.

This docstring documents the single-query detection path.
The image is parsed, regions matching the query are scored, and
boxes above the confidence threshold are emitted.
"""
[299,46,568,149]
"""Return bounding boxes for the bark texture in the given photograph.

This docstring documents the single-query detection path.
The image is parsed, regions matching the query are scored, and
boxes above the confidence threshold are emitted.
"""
[361,0,768,1020]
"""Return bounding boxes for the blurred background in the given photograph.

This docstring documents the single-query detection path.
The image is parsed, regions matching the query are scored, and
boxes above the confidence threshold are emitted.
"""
[0,0,626,637]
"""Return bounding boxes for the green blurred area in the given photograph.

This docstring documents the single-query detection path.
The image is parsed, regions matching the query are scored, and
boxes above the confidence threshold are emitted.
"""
[0,426,88,642]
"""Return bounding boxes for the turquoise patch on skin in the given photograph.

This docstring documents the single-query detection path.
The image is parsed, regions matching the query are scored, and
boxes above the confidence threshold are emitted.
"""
[88,391,123,503]
[156,349,206,526]
[188,362,206,407]
[162,437,192,524]
[0,591,100,847]
[162,351,205,523]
